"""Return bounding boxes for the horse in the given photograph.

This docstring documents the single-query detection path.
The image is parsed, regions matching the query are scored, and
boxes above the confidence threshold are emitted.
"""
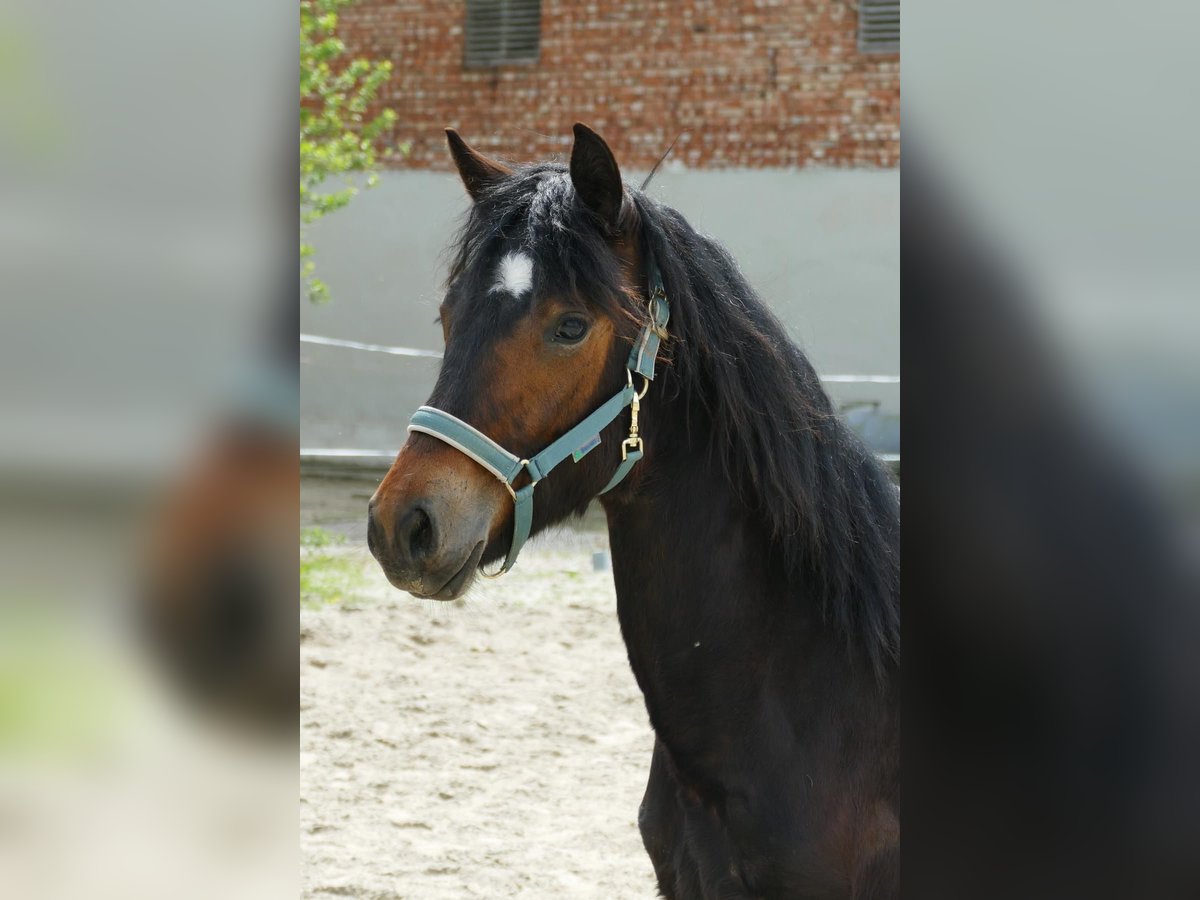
[368,123,900,899]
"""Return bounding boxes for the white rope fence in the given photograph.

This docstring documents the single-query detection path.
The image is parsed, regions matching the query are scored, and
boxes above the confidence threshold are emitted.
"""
[300,334,898,465]
[300,333,443,359]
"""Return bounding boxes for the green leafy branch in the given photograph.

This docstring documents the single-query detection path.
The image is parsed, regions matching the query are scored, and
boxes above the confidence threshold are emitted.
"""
[300,0,405,302]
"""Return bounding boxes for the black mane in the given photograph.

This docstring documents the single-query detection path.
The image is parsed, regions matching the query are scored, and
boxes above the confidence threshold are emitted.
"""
[449,163,900,676]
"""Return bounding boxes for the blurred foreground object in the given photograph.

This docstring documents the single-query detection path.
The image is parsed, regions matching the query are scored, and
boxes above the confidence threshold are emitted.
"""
[140,415,298,735]
[904,3,1200,894]
[0,0,297,896]
[903,160,1200,899]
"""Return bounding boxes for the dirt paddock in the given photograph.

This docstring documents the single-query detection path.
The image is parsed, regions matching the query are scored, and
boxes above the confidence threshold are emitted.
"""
[301,477,660,898]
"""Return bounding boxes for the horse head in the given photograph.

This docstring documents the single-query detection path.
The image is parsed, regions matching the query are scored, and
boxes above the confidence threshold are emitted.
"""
[368,124,662,599]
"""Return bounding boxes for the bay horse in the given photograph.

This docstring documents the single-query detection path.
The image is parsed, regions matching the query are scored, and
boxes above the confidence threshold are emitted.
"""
[368,124,900,899]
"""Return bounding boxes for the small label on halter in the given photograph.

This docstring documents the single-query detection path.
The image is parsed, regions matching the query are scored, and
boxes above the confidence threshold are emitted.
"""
[572,434,601,462]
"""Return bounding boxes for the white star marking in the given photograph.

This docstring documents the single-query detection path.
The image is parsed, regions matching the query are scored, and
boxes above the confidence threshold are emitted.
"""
[489,252,534,299]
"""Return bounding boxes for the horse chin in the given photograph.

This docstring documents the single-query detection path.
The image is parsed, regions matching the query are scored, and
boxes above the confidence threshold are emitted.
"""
[401,538,486,601]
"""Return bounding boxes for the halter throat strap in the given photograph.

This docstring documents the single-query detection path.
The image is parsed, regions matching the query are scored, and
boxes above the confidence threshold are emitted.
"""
[406,260,670,575]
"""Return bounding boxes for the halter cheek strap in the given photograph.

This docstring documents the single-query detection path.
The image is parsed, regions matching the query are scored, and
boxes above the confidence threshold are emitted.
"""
[407,261,670,576]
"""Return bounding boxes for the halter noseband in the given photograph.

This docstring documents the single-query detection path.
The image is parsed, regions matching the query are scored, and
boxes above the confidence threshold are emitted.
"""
[407,260,670,577]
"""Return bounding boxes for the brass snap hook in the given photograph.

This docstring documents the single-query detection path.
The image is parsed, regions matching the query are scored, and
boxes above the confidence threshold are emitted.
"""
[621,385,645,461]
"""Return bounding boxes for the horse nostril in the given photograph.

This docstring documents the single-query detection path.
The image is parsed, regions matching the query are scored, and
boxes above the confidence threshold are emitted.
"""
[401,505,437,563]
[367,509,380,557]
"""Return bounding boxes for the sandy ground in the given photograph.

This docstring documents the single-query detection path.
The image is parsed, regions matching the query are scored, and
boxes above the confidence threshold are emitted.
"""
[301,477,660,898]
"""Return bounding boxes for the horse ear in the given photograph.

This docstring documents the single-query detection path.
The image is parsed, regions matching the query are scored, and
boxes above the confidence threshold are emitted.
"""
[570,122,624,229]
[445,128,512,201]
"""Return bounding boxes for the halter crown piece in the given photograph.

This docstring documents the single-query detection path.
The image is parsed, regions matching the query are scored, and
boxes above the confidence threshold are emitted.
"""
[407,258,670,577]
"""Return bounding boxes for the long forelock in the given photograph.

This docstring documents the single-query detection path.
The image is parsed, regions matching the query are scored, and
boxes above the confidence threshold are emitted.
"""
[449,163,635,317]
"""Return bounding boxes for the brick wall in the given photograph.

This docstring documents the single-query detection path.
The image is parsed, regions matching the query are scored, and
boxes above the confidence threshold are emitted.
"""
[339,0,899,170]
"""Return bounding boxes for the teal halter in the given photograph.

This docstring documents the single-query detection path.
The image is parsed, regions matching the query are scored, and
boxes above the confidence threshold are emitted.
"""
[407,263,670,577]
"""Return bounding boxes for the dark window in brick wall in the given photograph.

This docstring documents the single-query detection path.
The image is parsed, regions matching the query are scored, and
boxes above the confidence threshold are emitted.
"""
[858,0,899,54]
[464,0,541,67]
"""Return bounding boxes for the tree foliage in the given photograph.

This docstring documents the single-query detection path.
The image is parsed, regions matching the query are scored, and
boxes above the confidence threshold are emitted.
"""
[300,0,402,302]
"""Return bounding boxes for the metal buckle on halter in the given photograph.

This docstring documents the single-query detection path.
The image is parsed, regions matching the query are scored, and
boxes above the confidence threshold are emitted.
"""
[500,459,539,501]
[648,286,669,338]
[626,367,651,399]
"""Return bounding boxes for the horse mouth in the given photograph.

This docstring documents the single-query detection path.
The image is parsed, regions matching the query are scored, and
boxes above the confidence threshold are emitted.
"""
[411,539,486,601]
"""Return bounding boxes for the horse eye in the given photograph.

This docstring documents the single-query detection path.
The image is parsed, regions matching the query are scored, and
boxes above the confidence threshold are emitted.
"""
[552,315,589,344]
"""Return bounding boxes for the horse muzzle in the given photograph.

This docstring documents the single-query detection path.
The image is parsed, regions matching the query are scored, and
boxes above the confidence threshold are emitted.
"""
[368,439,507,599]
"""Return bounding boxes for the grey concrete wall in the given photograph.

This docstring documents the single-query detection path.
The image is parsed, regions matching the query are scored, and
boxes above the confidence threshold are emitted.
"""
[301,167,898,453]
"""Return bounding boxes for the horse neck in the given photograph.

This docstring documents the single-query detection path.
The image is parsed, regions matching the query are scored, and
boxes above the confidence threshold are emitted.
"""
[598,398,859,732]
